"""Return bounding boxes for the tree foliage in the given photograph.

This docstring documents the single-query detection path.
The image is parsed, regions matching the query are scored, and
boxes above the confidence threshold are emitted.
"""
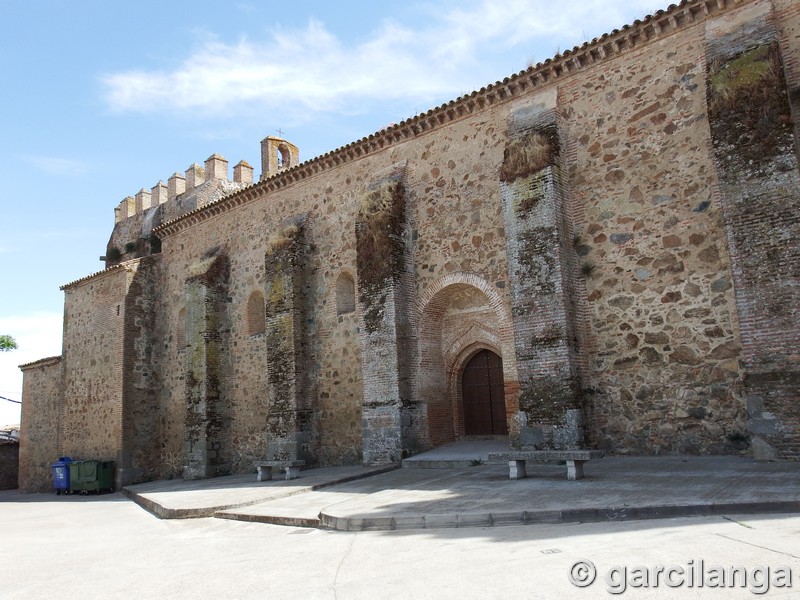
[0,335,18,351]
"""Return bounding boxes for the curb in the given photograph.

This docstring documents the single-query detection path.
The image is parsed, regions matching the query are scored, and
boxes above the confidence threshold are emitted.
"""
[318,500,800,532]
[122,464,400,520]
[215,511,321,528]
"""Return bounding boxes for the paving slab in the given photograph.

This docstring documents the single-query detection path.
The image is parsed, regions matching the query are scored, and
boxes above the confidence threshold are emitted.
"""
[401,438,508,468]
[225,456,800,531]
[123,464,398,518]
[123,444,800,533]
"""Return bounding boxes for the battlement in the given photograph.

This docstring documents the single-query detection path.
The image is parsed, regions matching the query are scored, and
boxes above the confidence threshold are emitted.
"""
[113,154,254,223]
[113,136,295,223]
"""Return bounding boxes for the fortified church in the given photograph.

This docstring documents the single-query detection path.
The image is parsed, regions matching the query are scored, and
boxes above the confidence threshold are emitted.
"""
[19,0,800,491]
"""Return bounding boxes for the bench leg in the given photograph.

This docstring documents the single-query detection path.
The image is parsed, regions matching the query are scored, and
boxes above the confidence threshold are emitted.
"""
[566,460,585,481]
[509,460,527,480]
[257,466,273,482]
[284,466,301,480]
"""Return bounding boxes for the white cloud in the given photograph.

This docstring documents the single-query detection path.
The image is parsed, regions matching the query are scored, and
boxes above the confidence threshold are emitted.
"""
[101,0,658,119]
[22,155,89,177]
[0,312,63,426]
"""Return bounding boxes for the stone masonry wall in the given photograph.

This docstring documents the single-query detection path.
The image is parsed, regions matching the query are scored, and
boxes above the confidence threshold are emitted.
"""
[501,96,584,450]
[19,356,62,491]
[157,111,517,470]
[408,114,518,449]
[263,221,313,464]
[705,1,800,459]
[36,0,799,480]
[121,256,166,485]
[560,11,748,454]
[106,176,247,268]
[183,250,232,478]
[61,269,127,463]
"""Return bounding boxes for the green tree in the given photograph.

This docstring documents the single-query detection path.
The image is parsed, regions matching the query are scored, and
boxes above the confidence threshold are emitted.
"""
[0,335,18,351]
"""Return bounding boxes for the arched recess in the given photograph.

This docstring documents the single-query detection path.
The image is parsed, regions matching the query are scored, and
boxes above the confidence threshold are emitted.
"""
[460,348,507,435]
[417,273,518,447]
[246,290,266,335]
[448,340,504,438]
[335,271,356,315]
[276,144,291,169]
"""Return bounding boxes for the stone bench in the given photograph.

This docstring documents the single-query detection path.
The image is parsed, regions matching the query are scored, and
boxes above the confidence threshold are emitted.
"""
[254,460,305,481]
[487,450,605,481]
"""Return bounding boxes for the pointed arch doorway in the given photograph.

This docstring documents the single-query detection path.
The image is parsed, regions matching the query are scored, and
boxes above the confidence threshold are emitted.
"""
[462,349,508,435]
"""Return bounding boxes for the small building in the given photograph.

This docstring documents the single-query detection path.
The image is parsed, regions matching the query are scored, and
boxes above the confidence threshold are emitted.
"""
[0,426,20,490]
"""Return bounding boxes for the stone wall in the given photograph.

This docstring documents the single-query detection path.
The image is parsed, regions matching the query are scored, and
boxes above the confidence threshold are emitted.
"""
[183,249,232,479]
[501,95,584,450]
[121,256,166,484]
[263,221,313,464]
[60,268,127,466]
[705,1,800,459]
[20,0,800,481]
[560,11,748,454]
[19,356,62,492]
[132,0,800,466]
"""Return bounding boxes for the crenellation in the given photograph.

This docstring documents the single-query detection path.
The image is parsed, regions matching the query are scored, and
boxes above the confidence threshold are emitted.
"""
[122,196,135,219]
[204,153,228,181]
[151,181,168,205]
[185,163,205,190]
[233,160,253,184]
[168,172,186,201]
[135,188,152,213]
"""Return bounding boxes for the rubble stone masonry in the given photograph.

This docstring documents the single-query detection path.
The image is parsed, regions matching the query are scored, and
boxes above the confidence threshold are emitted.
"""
[19,0,800,491]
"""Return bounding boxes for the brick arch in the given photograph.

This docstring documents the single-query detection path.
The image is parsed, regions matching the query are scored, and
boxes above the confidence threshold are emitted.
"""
[417,272,518,447]
[446,337,505,439]
[417,273,506,318]
[444,322,502,376]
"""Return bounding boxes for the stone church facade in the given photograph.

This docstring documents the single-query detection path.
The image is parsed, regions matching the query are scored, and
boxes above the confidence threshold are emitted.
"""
[19,0,800,491]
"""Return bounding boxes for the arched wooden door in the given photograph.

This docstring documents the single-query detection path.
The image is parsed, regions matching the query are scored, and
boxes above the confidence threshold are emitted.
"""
[462,349,508,435]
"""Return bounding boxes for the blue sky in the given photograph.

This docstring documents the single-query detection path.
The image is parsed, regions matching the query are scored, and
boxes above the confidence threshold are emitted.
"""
[0,0,660,424]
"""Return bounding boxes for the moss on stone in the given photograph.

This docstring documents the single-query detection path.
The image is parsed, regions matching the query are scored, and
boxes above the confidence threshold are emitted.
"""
[500,128,559,184]
[707,42,794,174]
[267,271,286,312]
[519,375,577,421]
[266,224,300,254]
[356,180,405,333]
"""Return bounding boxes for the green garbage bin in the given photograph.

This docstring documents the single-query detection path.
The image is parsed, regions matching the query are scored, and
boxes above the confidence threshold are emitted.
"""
[69,460,115,493]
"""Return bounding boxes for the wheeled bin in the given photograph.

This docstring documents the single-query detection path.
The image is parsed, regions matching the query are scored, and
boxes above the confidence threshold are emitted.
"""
[52,456,73,494]
[69,460,115,493]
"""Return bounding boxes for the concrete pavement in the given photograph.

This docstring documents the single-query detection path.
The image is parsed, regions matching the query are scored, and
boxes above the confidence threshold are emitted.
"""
[2,487,800,599]
[118,442,800,531]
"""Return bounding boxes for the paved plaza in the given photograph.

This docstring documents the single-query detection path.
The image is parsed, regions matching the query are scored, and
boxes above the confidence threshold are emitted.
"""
[122,442,800,531]
[3,444,800,598]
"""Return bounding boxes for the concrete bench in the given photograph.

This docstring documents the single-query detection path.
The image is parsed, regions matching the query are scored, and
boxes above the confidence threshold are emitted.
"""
[487,450,605,481]
[254,460,305,481]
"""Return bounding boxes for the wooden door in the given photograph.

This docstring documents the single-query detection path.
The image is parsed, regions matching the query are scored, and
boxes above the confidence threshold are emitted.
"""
[462,349,507,435]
